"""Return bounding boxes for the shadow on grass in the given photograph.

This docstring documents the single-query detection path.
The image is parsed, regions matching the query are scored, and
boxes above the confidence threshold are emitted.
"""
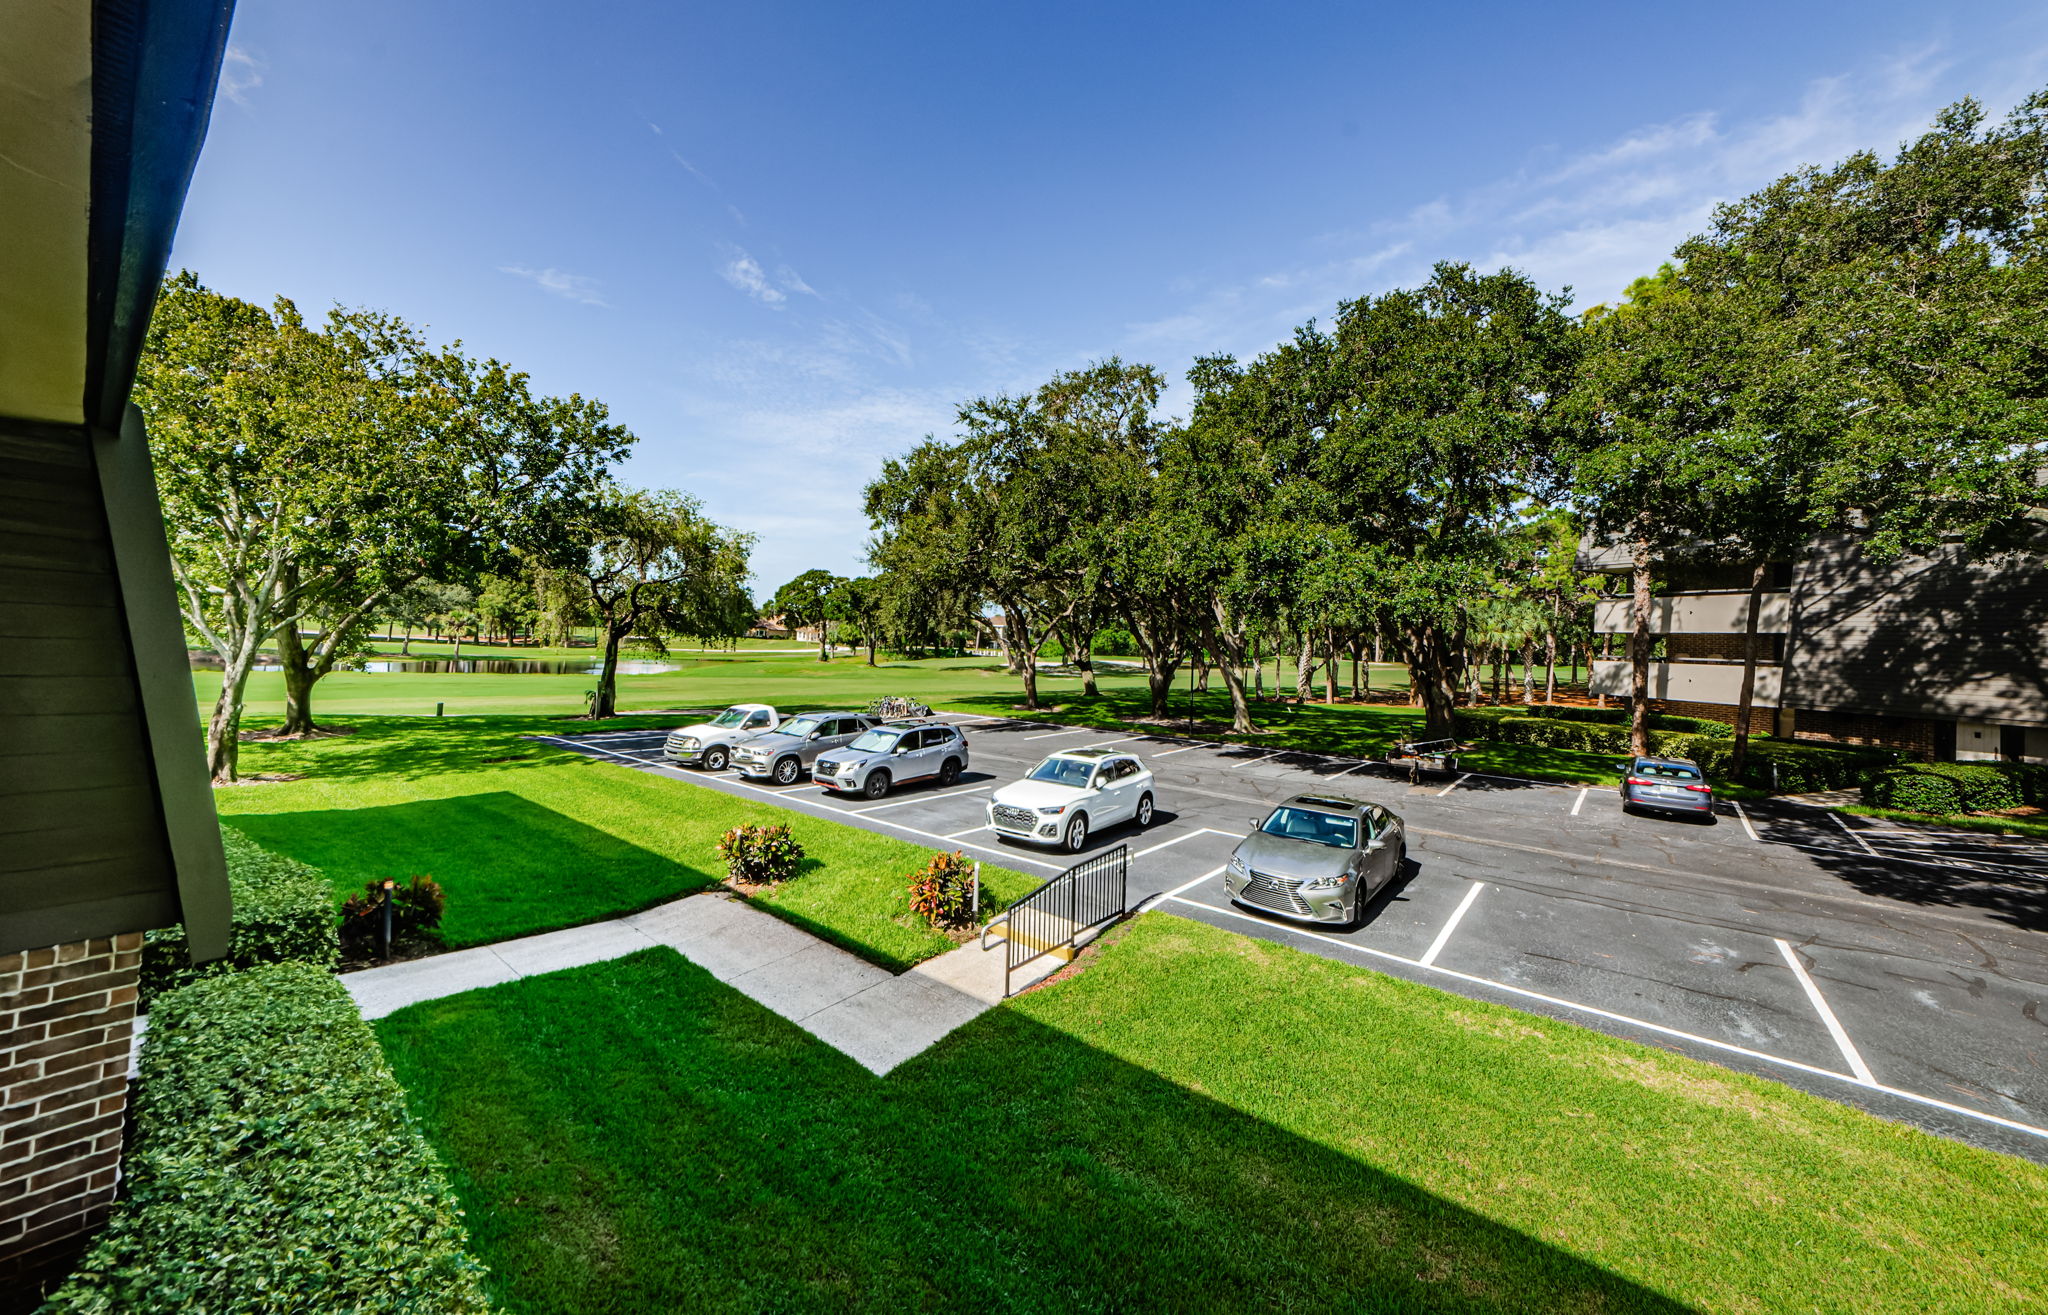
[377,946,1694,1315]
[227,792,719,949]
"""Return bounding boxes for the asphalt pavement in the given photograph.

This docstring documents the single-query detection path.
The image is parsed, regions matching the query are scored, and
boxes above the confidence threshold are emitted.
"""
[537,713,2048,1163]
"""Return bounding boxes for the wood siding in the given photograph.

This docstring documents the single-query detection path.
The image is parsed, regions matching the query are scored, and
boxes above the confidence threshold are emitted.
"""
[0,423,179,953]
[1781,534,2048,726]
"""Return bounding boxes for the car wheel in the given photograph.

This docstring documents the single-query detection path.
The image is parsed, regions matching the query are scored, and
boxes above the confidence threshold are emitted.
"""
[1135,793,1154,828]
[703,746,729,772]
[863,769,892,801]
[1063,813,1089,853]
[772,756,801,786]
[938,757,962,787]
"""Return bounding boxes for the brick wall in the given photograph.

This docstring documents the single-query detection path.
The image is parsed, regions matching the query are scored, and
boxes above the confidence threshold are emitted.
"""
[0,935,142,1292]
[1642,697,1775,735]
[1788,708,1940,758]
[1665,633,1782,662]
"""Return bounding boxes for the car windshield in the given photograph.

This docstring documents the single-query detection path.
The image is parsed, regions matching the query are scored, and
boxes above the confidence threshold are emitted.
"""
[1636,761,1701,781]
[777,717,821,738]
[847,729,902,753]
[709,708,751,728]
[1028,757,1095,788]
[1260,807,1358,849]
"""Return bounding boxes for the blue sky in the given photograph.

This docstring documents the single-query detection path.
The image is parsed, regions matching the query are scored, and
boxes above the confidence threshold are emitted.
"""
[172,1,2048,595]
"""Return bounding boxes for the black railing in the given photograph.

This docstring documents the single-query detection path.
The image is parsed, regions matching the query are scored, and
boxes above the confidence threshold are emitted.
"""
[985,844,1128,997]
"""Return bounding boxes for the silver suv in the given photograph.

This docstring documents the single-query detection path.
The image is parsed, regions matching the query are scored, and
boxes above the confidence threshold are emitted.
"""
[813,721,970,800]
[732,712,877,785]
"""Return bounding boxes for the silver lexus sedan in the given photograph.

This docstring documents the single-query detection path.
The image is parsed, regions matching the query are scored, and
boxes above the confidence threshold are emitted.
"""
[1223,794,1406,927]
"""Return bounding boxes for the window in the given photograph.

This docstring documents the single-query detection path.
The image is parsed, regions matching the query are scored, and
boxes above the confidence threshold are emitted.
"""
[1634,760,1701,781]
[1110,758,1138,780]
[779,717,821,739]
[849,729,903,753]
[918,728,951,749]
[745,710,772,728]
[1028,757,1093,788]
[1259,807,1358,849]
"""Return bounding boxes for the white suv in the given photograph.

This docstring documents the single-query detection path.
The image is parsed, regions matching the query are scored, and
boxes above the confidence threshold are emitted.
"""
[988,747,1155,852]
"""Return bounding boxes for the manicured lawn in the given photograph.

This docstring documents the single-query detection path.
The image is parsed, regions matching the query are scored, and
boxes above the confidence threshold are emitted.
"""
[376,915,2048,1314]
[217,715,1037,965]
[1843,803,2048,841]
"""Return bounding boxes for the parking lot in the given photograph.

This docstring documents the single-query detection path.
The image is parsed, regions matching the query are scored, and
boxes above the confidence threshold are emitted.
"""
[540,714,2048,1162]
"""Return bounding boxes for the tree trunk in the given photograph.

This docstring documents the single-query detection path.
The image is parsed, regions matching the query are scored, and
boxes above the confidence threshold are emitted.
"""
[1521,644,1536,704]
[278,626,318,736]
[1077,644,1099,697]
[204,665,249,785]
[401,624,412,656]
[1544,600,1559,705]
[1730,558,1770,777]
[590,626,624,717]
[1206,602,1259,735]
[1296,636,1314,706]
[865,636,877,667]
[818,622,830,662]
[1323,630,1337,705]
[1628,534,1654,757]
[1408,621,1460,739]
[452,630,465,662]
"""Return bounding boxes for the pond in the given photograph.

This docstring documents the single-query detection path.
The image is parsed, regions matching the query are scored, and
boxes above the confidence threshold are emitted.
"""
[187,656,684,676]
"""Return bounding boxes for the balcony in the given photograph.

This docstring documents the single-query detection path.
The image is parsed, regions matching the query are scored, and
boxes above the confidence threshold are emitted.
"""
[1589,659,1782,706]
[1593,591,1790,636]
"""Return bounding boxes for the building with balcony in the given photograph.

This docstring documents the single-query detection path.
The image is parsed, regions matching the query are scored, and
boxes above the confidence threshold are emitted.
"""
[1583,534,2048,763]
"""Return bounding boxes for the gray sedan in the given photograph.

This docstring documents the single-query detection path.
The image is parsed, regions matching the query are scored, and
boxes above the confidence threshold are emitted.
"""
[1223,794,1406,927]
[732,712,876,784]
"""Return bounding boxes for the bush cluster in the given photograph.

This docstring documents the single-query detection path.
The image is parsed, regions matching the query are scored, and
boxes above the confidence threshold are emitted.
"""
[717,823,805,885]
[140,827,338,1004]
[1863,762,2048,815]
[339,876,448,959]
[908,850,980,929]
[1686,739,1898,794]
[1452,707,1894,793]
[42,962,492,1315]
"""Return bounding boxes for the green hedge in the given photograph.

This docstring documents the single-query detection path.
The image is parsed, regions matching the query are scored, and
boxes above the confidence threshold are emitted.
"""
[1454,711,1732,758]
[1863,762,2048,815]
[42,962,492,1315]
[140,828,338,1004]
[1684,738,1898,794]
[1452,707,1893,792]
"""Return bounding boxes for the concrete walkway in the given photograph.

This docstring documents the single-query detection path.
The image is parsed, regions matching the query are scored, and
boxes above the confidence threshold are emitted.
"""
[343,894,1062,1075]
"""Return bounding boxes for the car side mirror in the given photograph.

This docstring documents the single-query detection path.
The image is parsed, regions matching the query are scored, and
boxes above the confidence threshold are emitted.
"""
[1366,837,1387,851]
[1249,817,1263,829]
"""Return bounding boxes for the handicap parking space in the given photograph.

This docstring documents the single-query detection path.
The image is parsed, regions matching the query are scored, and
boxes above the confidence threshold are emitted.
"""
[539,716,2048,1159]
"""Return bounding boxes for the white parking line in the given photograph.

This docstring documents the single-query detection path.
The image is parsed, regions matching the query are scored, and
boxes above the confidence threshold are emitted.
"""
[852,784,991,813]
[1436,772,1472,797]
[537,736,1066,872]
[1733,800,1760,843]
[1831,810,1881,857]
[1132,828,1233,860]
[1570,788,1588,816]
[1141,864,1229,909]
[1151,744,1201,758]
[1419,881,1484,967]
[946,826,992,840]
[1162,894,2048,1143]
[1775,938,1877,1083]
[1025,727,1095,740]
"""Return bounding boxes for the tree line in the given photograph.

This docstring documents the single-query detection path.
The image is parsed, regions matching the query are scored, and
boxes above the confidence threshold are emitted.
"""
[143,274,754,783]
[853,92,2048,764]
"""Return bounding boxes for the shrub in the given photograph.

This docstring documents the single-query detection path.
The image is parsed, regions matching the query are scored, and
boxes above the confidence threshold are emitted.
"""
[42,962,492,1314]
[1685,739,1897,794]
[339,876,448,959]
[716,823,805,885]
[908,851,981,930]
[140,827,337,1004]
[1863,763,2044,814]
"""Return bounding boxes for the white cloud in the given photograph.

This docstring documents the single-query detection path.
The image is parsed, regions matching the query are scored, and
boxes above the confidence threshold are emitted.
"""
[777,265,818,297]
[220,45,263,105]
[499,265,608,306]
[721,252,786,305]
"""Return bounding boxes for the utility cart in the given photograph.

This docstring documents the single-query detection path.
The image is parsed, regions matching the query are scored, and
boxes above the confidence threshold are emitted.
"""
[1387,737,1461,783]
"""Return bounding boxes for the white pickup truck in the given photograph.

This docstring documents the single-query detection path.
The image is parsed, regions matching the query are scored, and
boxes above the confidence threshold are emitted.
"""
[662,704,780,771]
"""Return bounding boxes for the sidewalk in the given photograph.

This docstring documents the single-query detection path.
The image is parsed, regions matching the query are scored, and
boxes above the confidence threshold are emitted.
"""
[342,894,1063,1075]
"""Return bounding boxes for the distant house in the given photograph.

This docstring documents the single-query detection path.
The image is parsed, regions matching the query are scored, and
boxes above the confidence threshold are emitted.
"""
[1582,530,2048,761]
[751,613,826,644]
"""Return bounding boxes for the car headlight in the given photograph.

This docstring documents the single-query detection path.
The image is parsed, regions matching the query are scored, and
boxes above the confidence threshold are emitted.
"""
[678,737,699,750]
[1228,855,1248,876]
[1037,804,1067,815]
[1302,872,1353,891]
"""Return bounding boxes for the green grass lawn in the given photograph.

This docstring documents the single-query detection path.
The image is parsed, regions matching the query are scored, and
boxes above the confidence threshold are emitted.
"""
[217,715,1037,966]
[377,914,2048,1314]
[1842,803,2048,841]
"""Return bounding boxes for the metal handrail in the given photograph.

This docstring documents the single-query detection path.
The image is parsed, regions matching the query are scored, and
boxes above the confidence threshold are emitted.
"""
[989,844,1129,996]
